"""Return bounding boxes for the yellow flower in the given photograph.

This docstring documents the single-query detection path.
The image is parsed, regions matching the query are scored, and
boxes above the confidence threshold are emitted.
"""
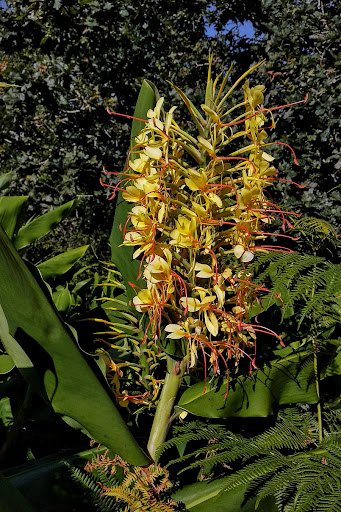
[144,146,163,161]
[164,324,187,339]
[169,216,197,248]
[180,288,219,337]
[143,250,174,294]
[233,244,254,263]
[185,168,208,191]
[133,288,155,313]
[122,185,146,203]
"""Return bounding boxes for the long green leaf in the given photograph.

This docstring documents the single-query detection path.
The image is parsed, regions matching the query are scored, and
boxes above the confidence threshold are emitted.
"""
[172,479,277,511]
[37,245,89,279]
[109,80,156,301]
[13,200,77,250]
[0,226,149,465]
[0,196,29,239]
[177,350,317,418]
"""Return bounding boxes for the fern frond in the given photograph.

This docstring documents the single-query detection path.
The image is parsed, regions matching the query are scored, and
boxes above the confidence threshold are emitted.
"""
[70,466,120,512]
[161,410,318,476]
[292,217,339,247]
[252,467,296,510]
[250,252,341,329]
[314,492,341,512]
[219,452,289,493]
[156,422,229,460]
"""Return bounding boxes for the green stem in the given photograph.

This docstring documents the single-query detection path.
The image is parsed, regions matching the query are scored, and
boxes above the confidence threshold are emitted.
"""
[310,248,323,443]
[147,355,186,460]
[313,339,323,443]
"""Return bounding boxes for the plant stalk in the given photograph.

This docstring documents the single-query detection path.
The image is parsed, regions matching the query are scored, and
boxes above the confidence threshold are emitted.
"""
[147,355,186,461]
[313,339,323,443]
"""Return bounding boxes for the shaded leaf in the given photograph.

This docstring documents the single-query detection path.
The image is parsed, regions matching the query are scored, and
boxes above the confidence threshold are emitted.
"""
[0,196,29,239]
[0,353,15,374]
[52,287,72,312]
[172,479,277,511]
[0,473,37,512]
[177,350,317,418]
[0,226,149,465]
[0,172,14,191]
[0,397,13,426]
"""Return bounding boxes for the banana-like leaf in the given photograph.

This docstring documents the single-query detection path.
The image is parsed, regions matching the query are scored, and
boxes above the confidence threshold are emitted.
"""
[109,80,156,301]
[37,245,89,279]
[0,473,37,512]
[0,196,29,239]
[172,479,277,511]
[0,226,149,465]
[0,171,14,191]
[0,353,15,374]
[177,349,317,418]
[13,200,77,250]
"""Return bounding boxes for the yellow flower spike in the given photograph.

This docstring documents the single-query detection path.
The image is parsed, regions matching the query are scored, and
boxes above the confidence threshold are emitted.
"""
[100,55,305,409]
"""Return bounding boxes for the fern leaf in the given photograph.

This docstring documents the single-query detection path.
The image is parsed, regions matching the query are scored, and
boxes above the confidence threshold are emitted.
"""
[70,466,119,512]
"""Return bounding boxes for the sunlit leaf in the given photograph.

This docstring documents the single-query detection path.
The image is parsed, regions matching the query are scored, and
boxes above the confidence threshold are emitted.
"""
[37,245,89,279]
[14,200,77,250]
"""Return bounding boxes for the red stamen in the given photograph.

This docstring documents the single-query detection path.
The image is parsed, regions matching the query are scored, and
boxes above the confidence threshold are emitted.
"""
[263,176,306,188]
[262,142,299,165]
[106,107,148,124]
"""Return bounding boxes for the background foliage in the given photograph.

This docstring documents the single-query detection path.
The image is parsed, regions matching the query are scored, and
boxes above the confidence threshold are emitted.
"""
[1,0,338,264]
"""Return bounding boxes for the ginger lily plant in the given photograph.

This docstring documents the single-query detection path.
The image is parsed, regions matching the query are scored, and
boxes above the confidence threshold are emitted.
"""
[100,56,307,461]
